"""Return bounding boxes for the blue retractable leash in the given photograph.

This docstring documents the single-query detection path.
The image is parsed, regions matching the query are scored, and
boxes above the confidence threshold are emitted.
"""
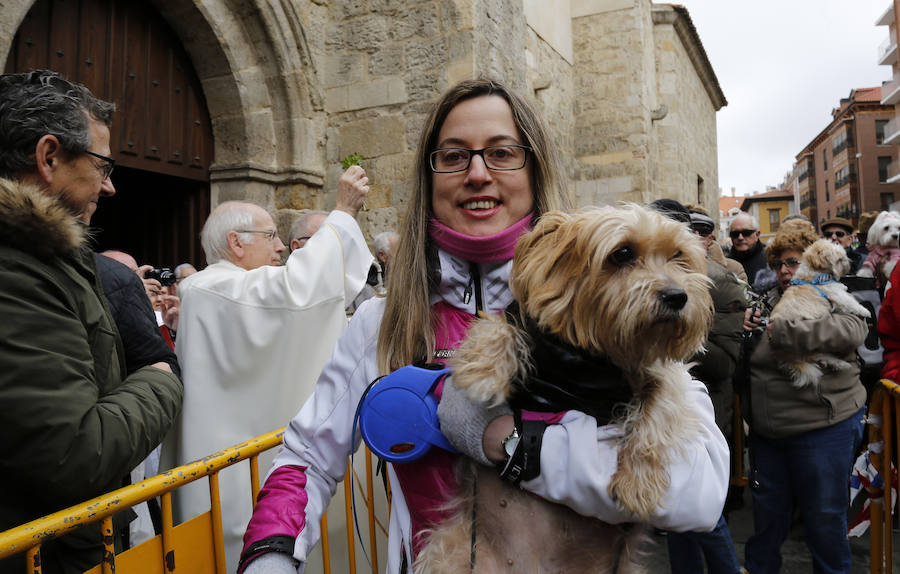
[349,363,459,567]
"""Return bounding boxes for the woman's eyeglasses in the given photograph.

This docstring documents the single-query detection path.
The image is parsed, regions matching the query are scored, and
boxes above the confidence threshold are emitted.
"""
[429,145,531,173]
[825,230,847,239]
[775,258,801,270]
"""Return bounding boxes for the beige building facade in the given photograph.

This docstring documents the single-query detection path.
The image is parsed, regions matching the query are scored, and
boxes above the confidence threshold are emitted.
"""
[1,0,725,249]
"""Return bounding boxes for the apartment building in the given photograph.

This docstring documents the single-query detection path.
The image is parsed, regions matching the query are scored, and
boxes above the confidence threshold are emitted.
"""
[793,87,899,229]
[877,2,900,210]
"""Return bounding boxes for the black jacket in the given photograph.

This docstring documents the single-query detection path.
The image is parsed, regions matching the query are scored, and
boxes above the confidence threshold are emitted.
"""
[94,254,181,379]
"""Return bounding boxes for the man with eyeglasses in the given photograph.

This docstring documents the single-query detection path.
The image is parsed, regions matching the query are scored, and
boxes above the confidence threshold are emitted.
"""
[821,217,863,274]
[727,212,770,291]
[0,70,182,574]
[163,166,373,570]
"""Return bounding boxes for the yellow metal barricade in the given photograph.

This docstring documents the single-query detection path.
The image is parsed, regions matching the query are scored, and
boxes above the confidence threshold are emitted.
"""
[0,429,389,574]
[869,380,900,574]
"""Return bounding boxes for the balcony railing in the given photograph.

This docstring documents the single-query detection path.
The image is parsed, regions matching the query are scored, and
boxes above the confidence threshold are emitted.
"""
[886,160,900,184]
[879,35,898,66]
[835,171,857,190]
[876,3,894,26]
[833,138,849,156]
[884,77,900,106]
[885,115,900,146]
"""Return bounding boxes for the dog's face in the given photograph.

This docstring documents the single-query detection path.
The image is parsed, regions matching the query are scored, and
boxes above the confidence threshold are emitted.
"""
[800,238,851,279]
[868,211,900,248]
[511,205,713,369]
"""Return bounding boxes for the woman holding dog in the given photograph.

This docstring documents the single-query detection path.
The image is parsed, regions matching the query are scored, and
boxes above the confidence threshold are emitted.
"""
[742,220,867,574]
[237,79,730,573]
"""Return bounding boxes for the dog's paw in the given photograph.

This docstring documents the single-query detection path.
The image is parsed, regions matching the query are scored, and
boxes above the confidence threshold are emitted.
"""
[450,314,531,406]
[787,360,823,388]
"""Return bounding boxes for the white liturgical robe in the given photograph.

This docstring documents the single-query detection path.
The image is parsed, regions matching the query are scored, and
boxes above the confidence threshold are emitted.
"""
[163,210,372,570]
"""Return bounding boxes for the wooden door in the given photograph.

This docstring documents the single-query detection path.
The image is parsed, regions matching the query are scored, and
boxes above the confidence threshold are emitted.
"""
[4,0,213,268]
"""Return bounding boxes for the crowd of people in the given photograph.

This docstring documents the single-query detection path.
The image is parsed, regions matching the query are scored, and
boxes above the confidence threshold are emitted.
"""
[0,69,895,574]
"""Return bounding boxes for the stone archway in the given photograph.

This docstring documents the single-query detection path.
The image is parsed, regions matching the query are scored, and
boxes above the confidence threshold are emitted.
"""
[0,0,328,215]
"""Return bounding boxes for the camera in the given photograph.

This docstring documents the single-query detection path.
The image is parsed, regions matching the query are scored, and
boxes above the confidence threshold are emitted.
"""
[145,267,177,286]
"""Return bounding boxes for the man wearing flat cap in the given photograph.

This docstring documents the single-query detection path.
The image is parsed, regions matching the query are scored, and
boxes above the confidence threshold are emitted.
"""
[821,217,862,274]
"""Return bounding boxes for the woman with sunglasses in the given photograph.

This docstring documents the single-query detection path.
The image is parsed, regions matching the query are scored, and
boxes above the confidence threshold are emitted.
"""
[236,79,730,573]
[741,219,867,574]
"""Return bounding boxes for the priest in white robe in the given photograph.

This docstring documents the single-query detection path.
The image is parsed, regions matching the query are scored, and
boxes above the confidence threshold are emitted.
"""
[162,166,373,570]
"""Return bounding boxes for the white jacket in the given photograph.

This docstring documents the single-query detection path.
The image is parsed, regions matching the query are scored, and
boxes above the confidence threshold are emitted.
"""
[270,251,730,573]
[163,210,372,571]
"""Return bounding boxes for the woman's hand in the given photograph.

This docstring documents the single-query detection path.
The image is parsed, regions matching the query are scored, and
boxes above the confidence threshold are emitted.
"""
[743,306,761,332]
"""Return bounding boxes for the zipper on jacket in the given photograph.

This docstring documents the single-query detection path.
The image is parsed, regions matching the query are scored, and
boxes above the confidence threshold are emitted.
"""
[467,262,483,313]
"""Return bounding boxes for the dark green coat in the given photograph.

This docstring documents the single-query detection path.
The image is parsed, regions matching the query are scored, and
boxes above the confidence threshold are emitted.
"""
[0,180,182,573]
[691,258,746,437]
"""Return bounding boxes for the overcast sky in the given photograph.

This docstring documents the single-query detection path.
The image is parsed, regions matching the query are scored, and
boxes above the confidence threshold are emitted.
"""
[678,0,892,197]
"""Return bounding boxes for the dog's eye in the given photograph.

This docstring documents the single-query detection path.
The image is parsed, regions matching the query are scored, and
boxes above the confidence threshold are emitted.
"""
[671,250,683,260]
[609,246,635,266]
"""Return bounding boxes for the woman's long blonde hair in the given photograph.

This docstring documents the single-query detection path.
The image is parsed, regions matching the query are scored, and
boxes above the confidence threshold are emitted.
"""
[377,78,571,373]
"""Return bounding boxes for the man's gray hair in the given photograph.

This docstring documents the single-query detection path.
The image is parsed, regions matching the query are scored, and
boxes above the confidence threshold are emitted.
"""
[200,201,261,264]
[289,210,329,242]
[729,211,759,231]
[374,231,399,257]
[174,263,197,279]
[0,70,115,179]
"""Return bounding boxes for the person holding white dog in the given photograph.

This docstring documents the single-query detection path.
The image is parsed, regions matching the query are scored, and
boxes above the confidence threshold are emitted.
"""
[742,221,867,574]
[236,79,730,573]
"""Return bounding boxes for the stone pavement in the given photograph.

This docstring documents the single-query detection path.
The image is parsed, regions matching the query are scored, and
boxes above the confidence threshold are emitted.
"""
[640,486,887,573]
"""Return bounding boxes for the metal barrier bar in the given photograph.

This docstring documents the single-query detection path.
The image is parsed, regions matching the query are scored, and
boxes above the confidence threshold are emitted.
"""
[0,428,390,574]
[731,394,747,487]
[25,546,40,574]
[208,473,226,574]
[344,465,357,574]
[0,429,283,562]
[320,515,331,574]
[101,516,114,574]
[365,448,378,573]
[161,492,175,573]
[871,387,886,574]
[249,455,261,506]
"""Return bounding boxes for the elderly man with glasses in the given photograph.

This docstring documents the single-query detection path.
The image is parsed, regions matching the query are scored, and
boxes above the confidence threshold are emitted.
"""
[0,70,182,574]
[821,216,863,274]
[162,168,373,570]
[727,212,771,291]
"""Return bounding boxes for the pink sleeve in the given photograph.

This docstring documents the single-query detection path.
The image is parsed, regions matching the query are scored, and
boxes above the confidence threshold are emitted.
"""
[241,465,309,557]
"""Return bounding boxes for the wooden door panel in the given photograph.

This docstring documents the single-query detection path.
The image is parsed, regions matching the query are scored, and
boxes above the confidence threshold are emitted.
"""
[4,0,213,267]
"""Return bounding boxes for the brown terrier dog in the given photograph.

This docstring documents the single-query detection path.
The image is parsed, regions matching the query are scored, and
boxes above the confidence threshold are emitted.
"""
[769,238,869,388]
[415,206,714,573]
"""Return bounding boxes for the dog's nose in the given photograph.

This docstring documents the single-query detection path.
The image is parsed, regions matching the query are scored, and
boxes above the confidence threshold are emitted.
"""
[659,288,688,311]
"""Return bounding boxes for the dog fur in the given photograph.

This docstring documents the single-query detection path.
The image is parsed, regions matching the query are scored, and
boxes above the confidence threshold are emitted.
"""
[414,205,714,574]
[858,210,900,285]
[770,238,870,388]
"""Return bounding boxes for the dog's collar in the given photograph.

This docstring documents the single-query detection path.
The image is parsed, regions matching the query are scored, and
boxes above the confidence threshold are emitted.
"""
[789,273,835,303]
[508,308,634,425]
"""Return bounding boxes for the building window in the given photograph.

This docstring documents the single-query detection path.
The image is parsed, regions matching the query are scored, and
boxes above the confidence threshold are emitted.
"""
[825,180,830,202]
[879,156,892,183]
[768,209,781,232]
[882,192,895,211]
[877,119,889,145]
[832,130,848,155]
[823,149,828,170]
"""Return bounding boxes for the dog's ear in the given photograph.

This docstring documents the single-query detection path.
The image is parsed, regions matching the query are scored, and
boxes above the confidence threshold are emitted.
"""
[514,210,570,261]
